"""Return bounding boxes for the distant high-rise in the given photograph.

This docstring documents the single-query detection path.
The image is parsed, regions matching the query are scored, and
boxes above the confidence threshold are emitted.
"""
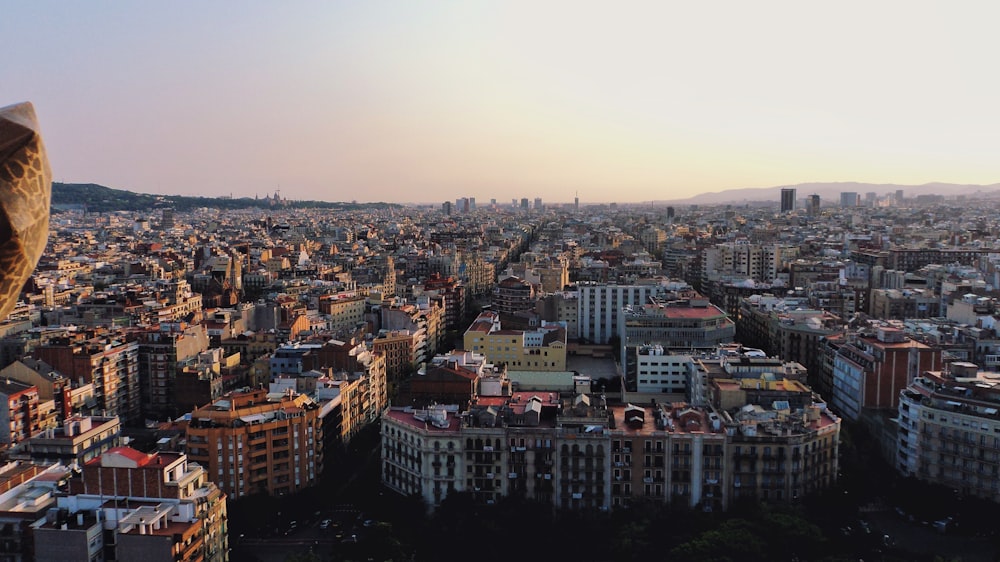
[895,189,904,205]
[666,206,675,220]
[840,192,859,208]
[161,208,175,230]
[442,201,452,215]
[574,192,579,211]
[520,198,529,210]
[534,197,543,210]
[864,192,877,207]
[807,194,820,216]
[469,197,476,210]
[780,188,796,213]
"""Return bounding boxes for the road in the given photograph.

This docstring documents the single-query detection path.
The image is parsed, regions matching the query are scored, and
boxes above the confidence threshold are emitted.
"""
[863,509,997,562]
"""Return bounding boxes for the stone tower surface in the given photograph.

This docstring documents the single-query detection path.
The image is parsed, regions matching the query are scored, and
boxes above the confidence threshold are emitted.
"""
[0,102,51,320]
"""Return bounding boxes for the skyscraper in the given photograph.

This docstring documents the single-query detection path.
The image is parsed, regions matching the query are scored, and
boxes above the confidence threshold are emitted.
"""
[807,194,820,216]
[160,208,175,230]
[780,188,796,213]
[840,192,859,208]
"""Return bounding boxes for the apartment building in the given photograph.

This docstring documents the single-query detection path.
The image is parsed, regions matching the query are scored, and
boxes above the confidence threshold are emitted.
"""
[830,326,943,421]
[318,293,366,333]
[381,382,840,513]
[185,388,322,499]
[0,379,42,446]
[33,335,141,425]
[11,415,121,467]
[492,276,537,316]
[702,243,797,286]
[136,322,210,420]
[35,446,229,562]
[463,310,567,371]
[897,362,1000,502]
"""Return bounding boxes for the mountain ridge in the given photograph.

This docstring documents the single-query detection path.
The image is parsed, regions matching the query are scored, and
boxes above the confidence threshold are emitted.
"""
[654,181,1000,206]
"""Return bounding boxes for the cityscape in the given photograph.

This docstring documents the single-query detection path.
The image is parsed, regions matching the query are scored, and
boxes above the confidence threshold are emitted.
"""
[6,3,1000,561]
[0,185,989,560]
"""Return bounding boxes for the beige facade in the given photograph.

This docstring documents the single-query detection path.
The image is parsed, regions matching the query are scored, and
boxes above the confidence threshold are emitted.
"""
[381,393,840,513]
[464,311,567,371]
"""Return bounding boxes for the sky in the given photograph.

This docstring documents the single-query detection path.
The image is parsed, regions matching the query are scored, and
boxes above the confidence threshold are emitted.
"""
[4,1,999,204]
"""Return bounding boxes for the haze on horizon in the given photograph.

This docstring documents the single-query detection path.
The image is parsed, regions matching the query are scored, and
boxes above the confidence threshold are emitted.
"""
[5,1,999,204]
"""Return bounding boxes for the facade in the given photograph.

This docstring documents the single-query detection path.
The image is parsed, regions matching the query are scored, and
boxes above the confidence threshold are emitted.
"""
[137,323,210,420]
[315,373,370,444]
[421,273,466,333]
[492,276,536,316]
[33,336,141,425]
[830,326,943,421]
[780,188,796,213]
[12,415,121,467]
[807,194,820,216]
[185,388,323,499]
[463,311,568,371]
[0,379,42,446]
[702,243,797,286]
[536,291,579,341]
[381,389,840,513]
[372,330,416,381]
[632,345,694,396]
[736,295,843,389]
[269,342,324,377]
[897,362,1000,502]
[620,295,735,391]
[35,446,229,562]
[0,358,71,419]
[577,279,694,345]
[317,293,365,333]
[725,401,840,504]
[869,288,940,320]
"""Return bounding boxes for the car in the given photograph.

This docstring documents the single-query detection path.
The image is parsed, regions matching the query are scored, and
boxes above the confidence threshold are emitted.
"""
[363,519,376,527]
[319,519,332,530]
[934,516,954,533]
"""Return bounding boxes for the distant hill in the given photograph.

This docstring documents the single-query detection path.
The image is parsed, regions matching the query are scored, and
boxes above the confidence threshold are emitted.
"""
[51,182,401,213]
[655,182,1000,206]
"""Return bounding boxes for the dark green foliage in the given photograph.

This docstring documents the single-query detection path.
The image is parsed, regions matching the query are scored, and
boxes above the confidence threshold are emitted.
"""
[51,182,401,213]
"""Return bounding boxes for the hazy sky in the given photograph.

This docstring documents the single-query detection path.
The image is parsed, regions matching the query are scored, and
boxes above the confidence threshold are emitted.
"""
[4,1,999,204]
